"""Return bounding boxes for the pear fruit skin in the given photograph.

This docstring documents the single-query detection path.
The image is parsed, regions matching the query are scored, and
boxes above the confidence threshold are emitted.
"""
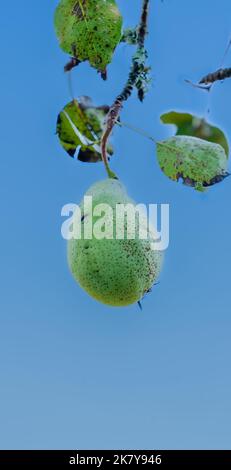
[54,0,123,73]
[68,179,163,307]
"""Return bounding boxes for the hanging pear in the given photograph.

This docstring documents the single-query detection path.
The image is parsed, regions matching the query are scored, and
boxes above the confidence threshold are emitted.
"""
[68,179,163,307]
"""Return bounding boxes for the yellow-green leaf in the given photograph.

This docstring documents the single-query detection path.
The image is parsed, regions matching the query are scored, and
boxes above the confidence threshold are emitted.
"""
[56,98,113,163]
[156,136,229,191]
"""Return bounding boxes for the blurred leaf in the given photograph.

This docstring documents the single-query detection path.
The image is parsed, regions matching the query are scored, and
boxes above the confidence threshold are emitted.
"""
[56,97,113,163]
[160,111,229,157]
[156,135,229,192]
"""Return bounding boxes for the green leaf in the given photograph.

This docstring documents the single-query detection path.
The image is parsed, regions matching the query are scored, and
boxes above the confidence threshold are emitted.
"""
[56,98,113,163]
[160,111,229,157]
[54,0,123,76]
[156,136,229,191]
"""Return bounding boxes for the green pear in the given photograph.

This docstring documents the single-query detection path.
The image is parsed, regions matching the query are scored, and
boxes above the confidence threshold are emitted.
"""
[68,179,163,307]
[54,0,122,75]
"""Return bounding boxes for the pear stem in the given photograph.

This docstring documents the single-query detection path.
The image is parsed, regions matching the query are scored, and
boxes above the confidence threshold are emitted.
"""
[101,0,150,178]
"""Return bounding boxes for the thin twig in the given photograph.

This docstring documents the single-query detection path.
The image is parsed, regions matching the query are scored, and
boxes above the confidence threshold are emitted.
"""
[101,0,150,178]
[184,79,212,92]
[117,120,156,142]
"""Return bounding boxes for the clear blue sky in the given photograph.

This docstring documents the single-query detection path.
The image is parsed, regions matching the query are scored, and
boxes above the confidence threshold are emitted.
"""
[0,0,231,450]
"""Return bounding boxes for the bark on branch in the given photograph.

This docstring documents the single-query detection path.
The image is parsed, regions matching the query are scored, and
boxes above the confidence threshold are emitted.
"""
[101,0,150,178]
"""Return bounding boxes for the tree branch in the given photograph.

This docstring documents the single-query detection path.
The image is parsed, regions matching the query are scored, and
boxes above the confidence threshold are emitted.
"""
[101,0,150,178]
